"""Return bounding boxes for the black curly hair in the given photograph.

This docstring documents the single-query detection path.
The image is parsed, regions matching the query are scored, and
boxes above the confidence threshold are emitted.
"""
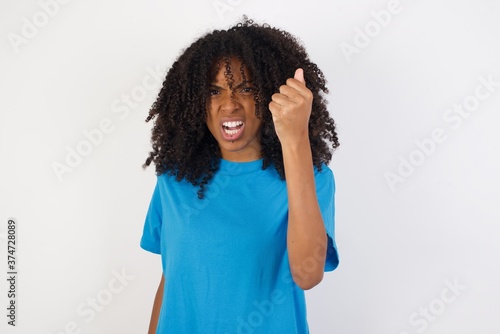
[143,17,339,198]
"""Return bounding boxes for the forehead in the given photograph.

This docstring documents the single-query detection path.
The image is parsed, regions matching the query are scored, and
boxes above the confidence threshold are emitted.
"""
[211,57,251,83]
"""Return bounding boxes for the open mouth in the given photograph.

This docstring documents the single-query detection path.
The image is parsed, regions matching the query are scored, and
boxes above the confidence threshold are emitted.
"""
[221,121,244,141]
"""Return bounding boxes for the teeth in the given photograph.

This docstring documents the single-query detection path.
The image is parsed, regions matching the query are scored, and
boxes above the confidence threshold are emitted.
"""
[222,121,243,128]
[224,129,239,135]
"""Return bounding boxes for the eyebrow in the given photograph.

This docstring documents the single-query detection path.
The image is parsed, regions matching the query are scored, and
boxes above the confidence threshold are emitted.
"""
[209,81,254,90]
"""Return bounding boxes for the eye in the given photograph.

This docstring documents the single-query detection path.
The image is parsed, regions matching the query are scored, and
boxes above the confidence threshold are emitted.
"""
[209,89,220,96]
[239,87,255,94]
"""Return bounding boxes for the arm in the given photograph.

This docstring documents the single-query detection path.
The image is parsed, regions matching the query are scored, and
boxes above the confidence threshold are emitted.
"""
[148,274,164,334]
[283,141,327,290]
[269,69,327,290]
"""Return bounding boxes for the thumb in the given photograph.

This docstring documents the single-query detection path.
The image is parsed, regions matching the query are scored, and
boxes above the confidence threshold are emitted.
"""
[294,68,305,84]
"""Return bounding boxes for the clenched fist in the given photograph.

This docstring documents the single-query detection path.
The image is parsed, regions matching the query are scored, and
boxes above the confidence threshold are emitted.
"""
[269,68,313,147]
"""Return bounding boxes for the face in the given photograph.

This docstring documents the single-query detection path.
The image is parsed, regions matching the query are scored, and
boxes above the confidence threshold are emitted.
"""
[206,58,262,162]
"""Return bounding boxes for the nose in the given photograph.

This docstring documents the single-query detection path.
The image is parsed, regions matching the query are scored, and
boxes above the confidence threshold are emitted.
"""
[220,92,239,113]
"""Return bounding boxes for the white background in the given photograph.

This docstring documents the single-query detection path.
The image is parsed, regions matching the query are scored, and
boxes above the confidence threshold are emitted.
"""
[1,0,499,333]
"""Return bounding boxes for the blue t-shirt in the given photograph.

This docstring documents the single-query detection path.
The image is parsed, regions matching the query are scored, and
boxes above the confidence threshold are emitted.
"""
[141,158,339,334]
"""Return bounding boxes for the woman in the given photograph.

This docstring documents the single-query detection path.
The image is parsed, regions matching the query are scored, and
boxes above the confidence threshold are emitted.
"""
[141,17,340,333]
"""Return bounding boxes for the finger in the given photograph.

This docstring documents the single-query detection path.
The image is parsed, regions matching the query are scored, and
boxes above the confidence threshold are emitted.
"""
[278,85,301,101]
[284,77,312,101]
[268,100,282,115]
[272,93,292,106]
[294,68,305,84]
[284,76,310,99]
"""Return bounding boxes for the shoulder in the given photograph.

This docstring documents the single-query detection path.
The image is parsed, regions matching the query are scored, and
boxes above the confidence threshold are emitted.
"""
[156,172,197,193]
[314,163,335,192]
[314,163,334,179]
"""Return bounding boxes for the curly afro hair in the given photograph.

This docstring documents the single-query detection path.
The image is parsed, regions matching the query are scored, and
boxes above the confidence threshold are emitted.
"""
[143,17,339,198]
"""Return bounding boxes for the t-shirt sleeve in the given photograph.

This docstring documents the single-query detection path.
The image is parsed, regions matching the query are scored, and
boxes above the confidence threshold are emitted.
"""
[315,165,340,272]
[140,178,163,254]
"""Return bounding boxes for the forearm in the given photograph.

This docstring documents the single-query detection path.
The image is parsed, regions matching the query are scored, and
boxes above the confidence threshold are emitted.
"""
[148,275,164,334]
[283,139,327,290]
